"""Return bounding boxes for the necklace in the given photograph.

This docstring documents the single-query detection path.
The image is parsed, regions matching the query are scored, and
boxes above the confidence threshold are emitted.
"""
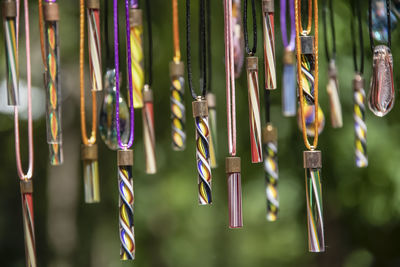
[79,0,102,204]
[322,0,343,128]
[186,0,212,205]
[262,0,276,89]
[295,0,325,252]
[114,0,136,259]
[368,0,394,116]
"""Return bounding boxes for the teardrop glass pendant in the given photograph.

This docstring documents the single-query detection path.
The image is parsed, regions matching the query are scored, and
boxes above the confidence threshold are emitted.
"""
[99,69,130,150]
[368,45,395,117]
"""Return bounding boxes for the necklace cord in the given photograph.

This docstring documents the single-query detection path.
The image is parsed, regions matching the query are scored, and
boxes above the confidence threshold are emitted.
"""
[206,0,211,92]
[295,0,319,150]
[172,0,181,62]
[281,0,296,50]
[243,0,257,55]
[186,0,207,100]
[369,0,391,51]
[79,0,97,145]
[322,0,336,62]
[351,0,364,74]
[14,0,34,180]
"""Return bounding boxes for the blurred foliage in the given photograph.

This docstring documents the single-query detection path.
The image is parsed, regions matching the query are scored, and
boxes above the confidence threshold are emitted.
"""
[1,0,400,266]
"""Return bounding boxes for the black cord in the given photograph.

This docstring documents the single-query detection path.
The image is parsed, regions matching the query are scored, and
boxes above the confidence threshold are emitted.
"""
[322,0,336,62]
[186,0,207,100]
[104,0,111,66]
[206,0,212,92]
[145,0,153,86]
[243,0,257,56]
[369,0,391,51]
[351,0,364,74]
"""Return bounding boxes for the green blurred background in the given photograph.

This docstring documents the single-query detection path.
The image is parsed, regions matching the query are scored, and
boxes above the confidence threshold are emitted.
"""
[1,0,400,266]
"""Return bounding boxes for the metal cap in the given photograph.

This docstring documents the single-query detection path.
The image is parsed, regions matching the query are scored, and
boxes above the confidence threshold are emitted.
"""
[262,0,274,12]
[206,92,216,109]
[118,149,134,166]
[143,85,153,102]
[262,124,277,143]
[129,8,142,27]
[87,0,100,9]
[300,36,314,55]
[283,50,294,65]
[44,2,59,21]
[169,61,185,77]
[2,0,16,18]
[20,180,33,194]
[303,150,322,169]
[192,99,208,117]
[246,56,258,71]
[328,60,337,78]
[81,144,98,161]
[353,73,364,90]
[226,157,241,173]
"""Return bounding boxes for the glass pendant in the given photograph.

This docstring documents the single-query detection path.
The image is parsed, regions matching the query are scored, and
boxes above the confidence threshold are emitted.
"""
[99,69,130,150]
[371,0,397,42]
[368,45,394,117]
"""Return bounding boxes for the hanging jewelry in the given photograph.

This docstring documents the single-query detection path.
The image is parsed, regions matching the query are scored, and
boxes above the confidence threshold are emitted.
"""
[224,0,242,228]
[38,0,63,165]
[205,0,217,169]
[262,0,276,89]
[322,0,343,128]
[99,0,129,150]
[243,0,262,163]
[368,0,394,116]
[280,0,296,117]
[114,0,136,260]
[79,0,101,204]
[129,0,144,108]
[142,0,157,174]
[186,0,212,205]
[8,0,37,264]
[233,0,244,77]
[170,0,186,151]
[351,0,368,168]
[295,0,325,252]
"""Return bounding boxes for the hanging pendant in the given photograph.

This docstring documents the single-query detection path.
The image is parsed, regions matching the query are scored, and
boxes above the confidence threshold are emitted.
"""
[117,149,135,260]
[3,0,19,105]
[262,124,279,221]
[43,2,63,165]
[20,180,37,267]
[246,57,262,163]
[99,69,130,150]
[368,45,394,117]
[282,49,296,117]
[297,36,325,136]
[226,157,243,228]
[207,92,218,168]
[170,61,186,151]
[232,0,244,77]
[192,98,212,205]
[262,0,276,90]
[143,85,157,174]
[87,0,102,92]
[353,74,368,168]
[326,60,343,128]
[303,150,324,252]
[81,144,100,203]
[129,8,144,108]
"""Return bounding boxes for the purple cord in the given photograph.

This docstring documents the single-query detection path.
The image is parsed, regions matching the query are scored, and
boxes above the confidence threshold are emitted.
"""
[280,0,295,51]
[130,0,138,8]
[45,0,56,2]
[115,0,135,149]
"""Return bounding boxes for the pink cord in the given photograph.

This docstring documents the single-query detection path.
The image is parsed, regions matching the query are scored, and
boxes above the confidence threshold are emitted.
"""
[14,0,34,180]
[224,0,236,156]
